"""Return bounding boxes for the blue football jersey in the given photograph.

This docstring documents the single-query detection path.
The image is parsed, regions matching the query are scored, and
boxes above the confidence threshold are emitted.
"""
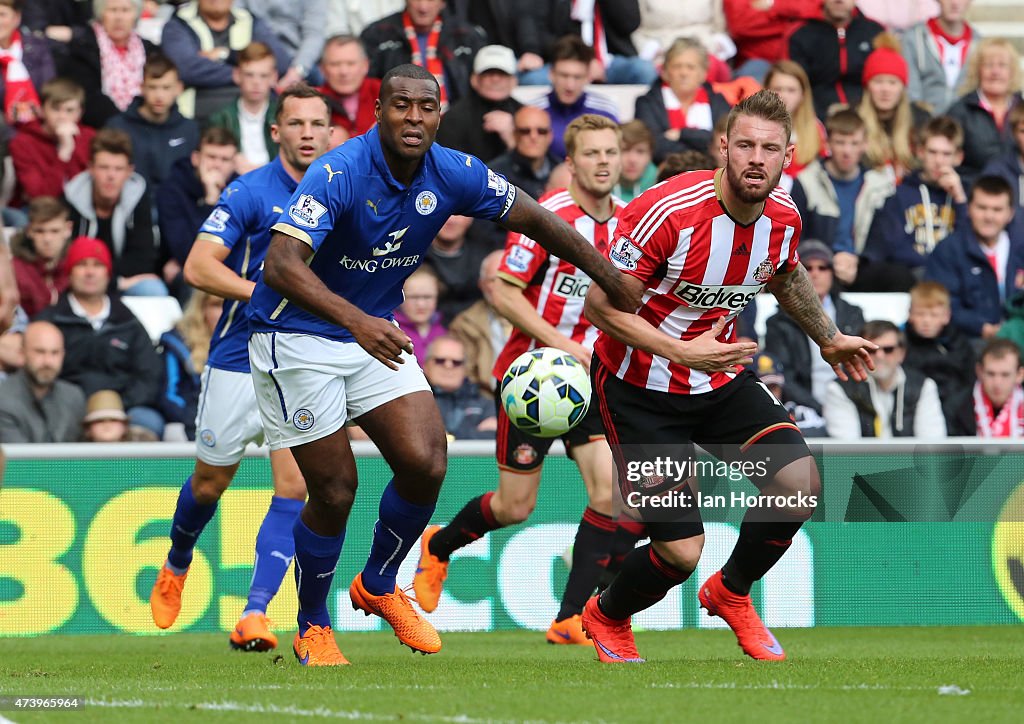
[247,126,517,341]
[196,157,298,372]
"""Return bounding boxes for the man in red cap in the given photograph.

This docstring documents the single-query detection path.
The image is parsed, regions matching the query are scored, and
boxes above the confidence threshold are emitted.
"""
[35,236,164,437]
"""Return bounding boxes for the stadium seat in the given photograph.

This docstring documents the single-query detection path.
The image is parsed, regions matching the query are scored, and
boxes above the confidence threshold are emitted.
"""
[510,85,649,122]
[122,295,183,343]
[754,292,910,343]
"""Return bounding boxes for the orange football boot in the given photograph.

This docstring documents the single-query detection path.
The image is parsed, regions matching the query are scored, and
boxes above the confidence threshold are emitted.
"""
[546,615,590,645]
[412,525,448,613]
[698,570,786,661]
[229,611,278,652]
[350,573,441,654]
[580,596,645,663]
[293,625,350,666]
[150,564,188,629]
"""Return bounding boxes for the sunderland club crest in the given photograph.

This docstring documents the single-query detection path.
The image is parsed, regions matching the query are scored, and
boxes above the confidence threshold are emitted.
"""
[753,258,775,283]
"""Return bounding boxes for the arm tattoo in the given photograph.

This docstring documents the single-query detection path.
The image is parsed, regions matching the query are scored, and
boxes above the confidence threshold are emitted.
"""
[767,264,838,346]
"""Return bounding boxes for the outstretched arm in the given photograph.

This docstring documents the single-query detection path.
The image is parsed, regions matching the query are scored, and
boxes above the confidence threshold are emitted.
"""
[499,191,640,312]
[766,265,876,381]
[262,233,413,370]
[765,264,836,346]
[585,280,758,373]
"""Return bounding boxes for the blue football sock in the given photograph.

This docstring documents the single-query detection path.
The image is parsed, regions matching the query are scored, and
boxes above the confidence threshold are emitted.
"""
[361,480,436,596]
[167,476,218,571]
[293,516,344,635]
[245,496,304,615]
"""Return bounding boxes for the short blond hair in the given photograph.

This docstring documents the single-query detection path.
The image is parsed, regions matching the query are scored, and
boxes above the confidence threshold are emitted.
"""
[238,41,275,66]
[909,281,951,309]
[664,37,707,70]
[564,114,621,159]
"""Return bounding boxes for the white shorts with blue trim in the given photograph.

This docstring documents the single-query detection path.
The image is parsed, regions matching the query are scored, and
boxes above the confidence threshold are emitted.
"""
[248,331,431,450]
[194,366,265,466]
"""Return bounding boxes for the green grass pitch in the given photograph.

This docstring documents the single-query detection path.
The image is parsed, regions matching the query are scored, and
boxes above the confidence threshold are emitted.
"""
[2,627,1023,723]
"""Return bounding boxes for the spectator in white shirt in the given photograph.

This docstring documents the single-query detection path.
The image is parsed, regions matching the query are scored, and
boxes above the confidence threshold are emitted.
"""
[207,42,278,174]
[824,320,948,439]
[902,0,978,114]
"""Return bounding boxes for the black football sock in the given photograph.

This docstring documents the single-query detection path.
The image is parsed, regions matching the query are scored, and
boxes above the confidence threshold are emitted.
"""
[597,543,692,621]
[720,511,805,596]
[428,492,501,562]
[556,508,617,621]
[598,520,647,591]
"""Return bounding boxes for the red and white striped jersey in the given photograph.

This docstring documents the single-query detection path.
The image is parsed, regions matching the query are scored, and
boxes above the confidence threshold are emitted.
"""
[595,168,802,395]
[492,188,625,380]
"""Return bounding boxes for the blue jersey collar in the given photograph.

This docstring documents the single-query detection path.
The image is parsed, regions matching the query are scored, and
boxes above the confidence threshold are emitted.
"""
[366,125,430,191]
[270,155,299,192]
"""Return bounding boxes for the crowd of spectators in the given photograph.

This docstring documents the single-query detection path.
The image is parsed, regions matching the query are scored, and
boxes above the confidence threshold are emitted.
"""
[0,0,1023,444]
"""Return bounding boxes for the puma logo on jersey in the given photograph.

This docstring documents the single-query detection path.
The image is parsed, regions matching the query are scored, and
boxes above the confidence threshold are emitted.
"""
[323,163,344,183]
[673,282,763,310]
[366,198,381,215]
[373,226,409,256]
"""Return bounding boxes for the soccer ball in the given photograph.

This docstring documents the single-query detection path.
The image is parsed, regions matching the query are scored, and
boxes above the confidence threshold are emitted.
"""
[499,347,592,438]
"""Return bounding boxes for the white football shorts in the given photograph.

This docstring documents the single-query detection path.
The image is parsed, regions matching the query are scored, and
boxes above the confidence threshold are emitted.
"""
[248,331,431,450]
[194,366,265,466]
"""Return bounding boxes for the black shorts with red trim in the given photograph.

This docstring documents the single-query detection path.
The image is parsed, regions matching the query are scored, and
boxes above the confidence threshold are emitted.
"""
[495,395,605,472]
[593,359,809,541]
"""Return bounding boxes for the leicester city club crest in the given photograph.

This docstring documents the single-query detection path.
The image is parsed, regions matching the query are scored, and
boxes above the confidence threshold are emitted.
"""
[415,191,438,215]
[292,408,315,431]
